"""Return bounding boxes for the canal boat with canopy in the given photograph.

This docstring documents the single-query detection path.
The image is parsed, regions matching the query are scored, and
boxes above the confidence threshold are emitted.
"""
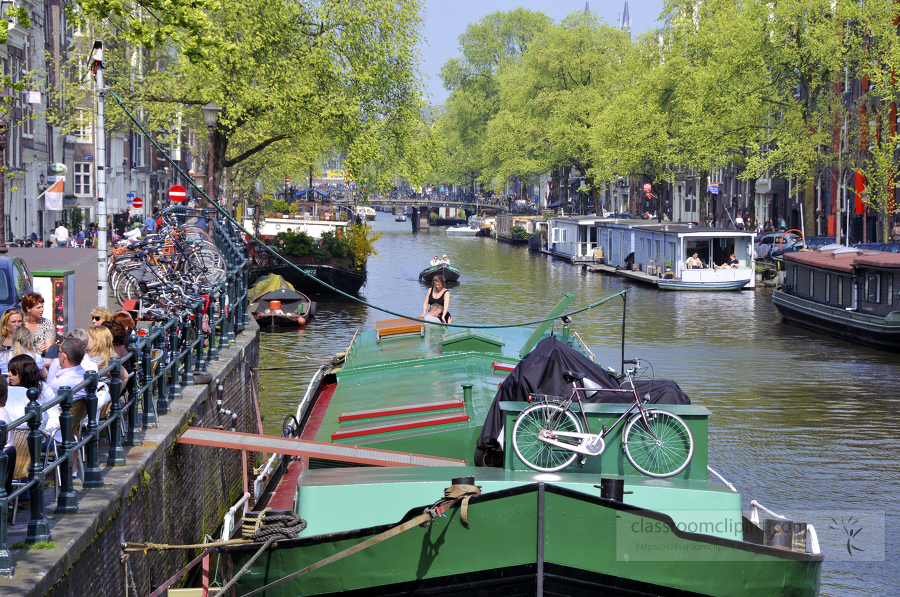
[215,293,823,596]
[248,275,316,328]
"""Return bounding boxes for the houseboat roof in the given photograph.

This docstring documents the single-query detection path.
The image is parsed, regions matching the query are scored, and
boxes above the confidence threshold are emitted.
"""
[633,224,754,236]
[782,249,900,272]
[552,215,601,225]
[854,252,900,269]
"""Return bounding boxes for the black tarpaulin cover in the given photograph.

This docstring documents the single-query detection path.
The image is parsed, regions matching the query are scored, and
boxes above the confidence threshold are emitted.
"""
[476,336,691,452]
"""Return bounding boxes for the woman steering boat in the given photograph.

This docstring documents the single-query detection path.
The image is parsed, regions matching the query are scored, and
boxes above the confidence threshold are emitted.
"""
[421,275,452,323]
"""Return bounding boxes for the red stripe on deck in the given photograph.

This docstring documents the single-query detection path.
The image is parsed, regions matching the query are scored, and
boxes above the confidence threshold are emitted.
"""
[331,413,470,441]
[267,381,337,511]
[339,399,464,422]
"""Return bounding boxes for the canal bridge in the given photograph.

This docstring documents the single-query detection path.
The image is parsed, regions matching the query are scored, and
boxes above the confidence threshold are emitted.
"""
[331,197,509,230]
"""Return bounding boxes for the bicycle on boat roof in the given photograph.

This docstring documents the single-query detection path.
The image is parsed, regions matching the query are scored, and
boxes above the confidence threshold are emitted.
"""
[511,359,694,477]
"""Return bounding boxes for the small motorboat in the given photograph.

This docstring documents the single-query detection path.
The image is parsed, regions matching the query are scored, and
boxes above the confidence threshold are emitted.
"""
[419,263,461,283]
[657,279,750,291]
[395,214,407,222]
[251,288,316,327]
[445,224,479,236]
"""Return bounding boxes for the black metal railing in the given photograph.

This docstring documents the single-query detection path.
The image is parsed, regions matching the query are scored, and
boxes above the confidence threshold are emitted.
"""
[0,216,250,577]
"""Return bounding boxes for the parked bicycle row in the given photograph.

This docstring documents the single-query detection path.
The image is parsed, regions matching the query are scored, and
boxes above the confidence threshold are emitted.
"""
[106,206,228,310]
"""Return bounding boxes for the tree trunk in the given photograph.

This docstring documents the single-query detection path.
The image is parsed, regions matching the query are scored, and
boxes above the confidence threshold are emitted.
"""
[747,177,757,231]
[803,174,816,240]
[699,171,709,226]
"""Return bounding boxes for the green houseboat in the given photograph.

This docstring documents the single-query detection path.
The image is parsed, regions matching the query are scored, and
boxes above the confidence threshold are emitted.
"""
[220,296,823,596]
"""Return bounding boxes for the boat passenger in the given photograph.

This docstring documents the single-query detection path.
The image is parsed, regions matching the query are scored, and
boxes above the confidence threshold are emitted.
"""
[431,256,440,266]
[422,275,452,324]
[442,255,449,264]
[714,254,740,269]
[685,252,704,269]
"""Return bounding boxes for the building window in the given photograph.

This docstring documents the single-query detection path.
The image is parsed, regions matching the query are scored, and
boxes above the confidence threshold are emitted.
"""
[825,274,831,303]
[865,272,881,304]
[74,162,92,196]
[75,108,91,143]
[134,131,144,167]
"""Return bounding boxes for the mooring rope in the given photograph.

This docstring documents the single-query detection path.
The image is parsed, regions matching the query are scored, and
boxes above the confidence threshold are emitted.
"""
[122,509,306,553]
[107,89,628,330]
[236,483,481,597]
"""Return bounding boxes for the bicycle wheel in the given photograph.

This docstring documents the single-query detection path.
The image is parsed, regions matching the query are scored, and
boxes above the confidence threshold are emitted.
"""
[512,403,582,473]
[622,409,693,478]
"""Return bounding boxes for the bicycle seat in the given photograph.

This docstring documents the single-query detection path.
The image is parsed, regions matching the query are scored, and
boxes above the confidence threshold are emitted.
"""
[562,371,587,384]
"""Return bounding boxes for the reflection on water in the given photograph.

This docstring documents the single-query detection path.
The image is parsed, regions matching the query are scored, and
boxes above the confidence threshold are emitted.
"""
[258,217,897,596]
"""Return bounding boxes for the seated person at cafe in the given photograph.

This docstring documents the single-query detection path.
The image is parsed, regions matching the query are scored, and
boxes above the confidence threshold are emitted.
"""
[685,252,704,269]
[715,253,740,269]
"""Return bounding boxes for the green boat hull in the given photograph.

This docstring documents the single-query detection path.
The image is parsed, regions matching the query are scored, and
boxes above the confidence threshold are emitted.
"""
[224,482,821,596]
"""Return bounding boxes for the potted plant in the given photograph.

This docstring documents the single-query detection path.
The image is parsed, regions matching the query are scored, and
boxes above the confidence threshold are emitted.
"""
[663,258,675,279]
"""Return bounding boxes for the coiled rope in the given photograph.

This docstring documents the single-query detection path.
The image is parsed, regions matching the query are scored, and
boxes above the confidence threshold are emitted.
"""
[108,89,628,330]
[121,508,307,553]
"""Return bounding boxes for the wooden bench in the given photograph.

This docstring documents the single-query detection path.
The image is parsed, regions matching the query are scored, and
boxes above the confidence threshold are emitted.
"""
[375,318,425,343]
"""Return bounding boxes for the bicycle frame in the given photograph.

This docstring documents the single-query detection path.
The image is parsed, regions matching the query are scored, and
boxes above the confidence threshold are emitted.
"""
[538,370,660,453]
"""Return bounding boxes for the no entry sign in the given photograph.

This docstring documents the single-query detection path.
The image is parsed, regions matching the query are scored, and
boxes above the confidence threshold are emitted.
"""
[169,185,187,203]
[132,197,143,209]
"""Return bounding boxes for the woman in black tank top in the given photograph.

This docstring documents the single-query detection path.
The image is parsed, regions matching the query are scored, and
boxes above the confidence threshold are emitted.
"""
[421,275,452,323]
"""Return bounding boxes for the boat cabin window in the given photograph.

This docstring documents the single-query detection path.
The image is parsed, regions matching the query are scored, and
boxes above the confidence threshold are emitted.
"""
[809,271,814,297]
[792,266,797,291]
[825,274,831,303]
[889,275,894,306]
[685,241,710,263]
[552,228,567,243]
[865,272,881,304]
[838,277,843,304]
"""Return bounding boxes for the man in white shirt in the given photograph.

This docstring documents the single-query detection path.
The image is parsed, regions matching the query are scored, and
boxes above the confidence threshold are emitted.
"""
[47,338,88,400]
[55,222,69,247]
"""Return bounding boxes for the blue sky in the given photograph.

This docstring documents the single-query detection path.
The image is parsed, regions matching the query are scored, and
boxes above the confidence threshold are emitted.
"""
[418,0,666,104]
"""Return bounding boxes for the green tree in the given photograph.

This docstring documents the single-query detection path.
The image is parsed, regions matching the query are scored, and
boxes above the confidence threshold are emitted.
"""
[436,9,553,187]
[488,12,629,210]
[66,0,429,212]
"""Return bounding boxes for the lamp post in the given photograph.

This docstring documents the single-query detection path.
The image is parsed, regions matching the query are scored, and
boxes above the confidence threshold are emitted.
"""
[201,103,220,211]
[0,107,10,253]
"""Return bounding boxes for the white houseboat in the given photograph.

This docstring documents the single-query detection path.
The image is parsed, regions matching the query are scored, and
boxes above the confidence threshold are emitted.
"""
[548,215,603,262]
[596,222,757,290]
[244,215,350,241]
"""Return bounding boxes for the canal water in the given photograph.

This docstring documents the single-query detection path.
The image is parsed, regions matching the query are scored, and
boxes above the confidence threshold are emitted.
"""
[257,216,897,596]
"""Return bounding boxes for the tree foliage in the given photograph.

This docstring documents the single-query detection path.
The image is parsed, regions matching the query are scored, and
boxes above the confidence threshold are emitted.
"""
[62,0,429,208]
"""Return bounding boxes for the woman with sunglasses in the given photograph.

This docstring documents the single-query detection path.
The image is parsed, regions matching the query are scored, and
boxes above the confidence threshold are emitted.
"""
[21,292,56,354]
[8,354,59,440]
[90,306,113,327]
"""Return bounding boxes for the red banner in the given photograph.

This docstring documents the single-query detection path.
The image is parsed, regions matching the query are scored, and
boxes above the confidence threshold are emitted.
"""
[854,171,866,214]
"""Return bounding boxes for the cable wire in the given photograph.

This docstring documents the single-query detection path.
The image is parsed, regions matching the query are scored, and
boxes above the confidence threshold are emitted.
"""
[107,89,628,328]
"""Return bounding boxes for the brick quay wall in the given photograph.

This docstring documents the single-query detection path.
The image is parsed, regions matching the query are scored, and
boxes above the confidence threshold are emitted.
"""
[0,321,261,597]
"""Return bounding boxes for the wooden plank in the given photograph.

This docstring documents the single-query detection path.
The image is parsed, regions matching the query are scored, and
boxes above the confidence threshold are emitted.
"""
[177,428,466,467]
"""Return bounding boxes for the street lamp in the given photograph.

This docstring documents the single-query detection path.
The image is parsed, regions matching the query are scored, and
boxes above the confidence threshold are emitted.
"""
[0,104,11,253]
[201,102,220,210]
